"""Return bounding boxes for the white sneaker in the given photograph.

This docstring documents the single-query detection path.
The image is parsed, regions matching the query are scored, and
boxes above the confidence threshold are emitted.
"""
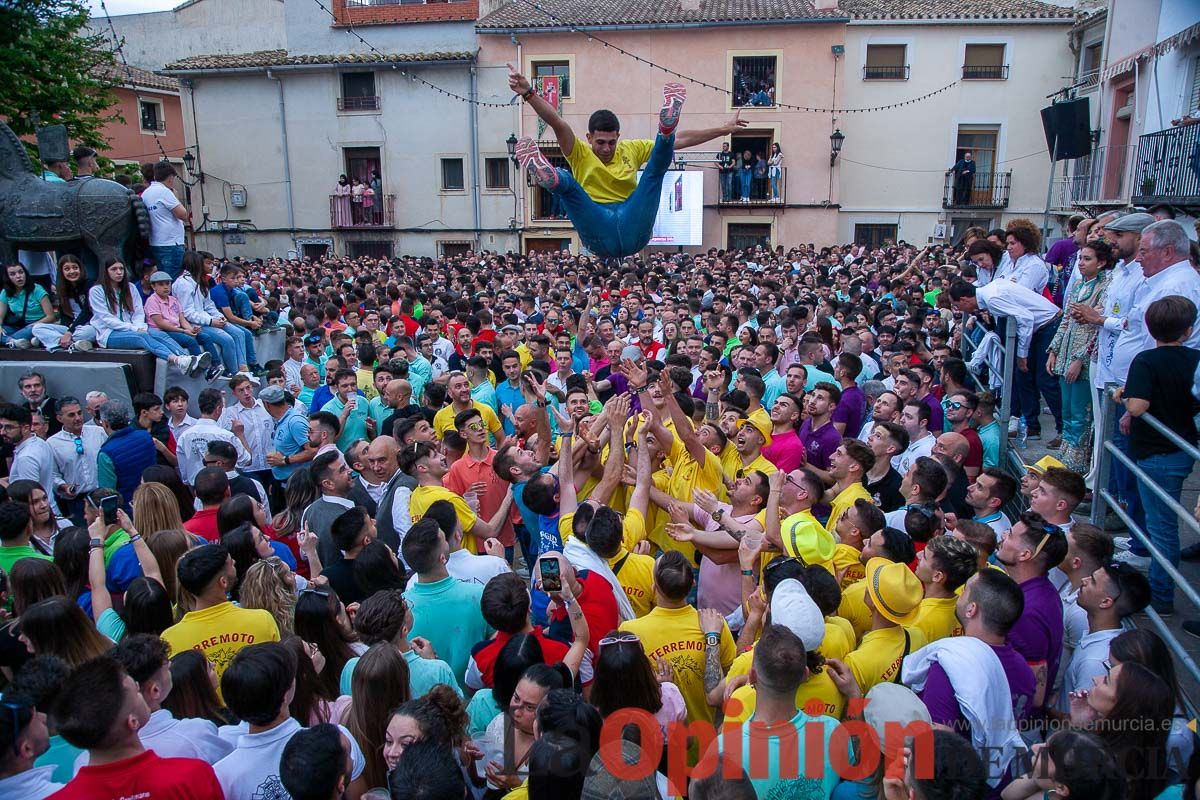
[169,355,191,371]
[189,351,212,377]
[74,340,93,351]
[1113,536,1132,551]
[1113,549,1150,572]
[237,370,262,386]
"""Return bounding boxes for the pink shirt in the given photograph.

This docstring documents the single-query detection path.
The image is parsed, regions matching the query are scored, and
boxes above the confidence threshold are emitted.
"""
[691,502,762,616]
[144,293,184,330]
[762,428,806,472]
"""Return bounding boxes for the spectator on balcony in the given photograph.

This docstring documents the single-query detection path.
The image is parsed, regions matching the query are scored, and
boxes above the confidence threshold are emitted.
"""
[361,182,375,226]
[950,151,976,205]
[370,171,383,224]
[333,175,352,228]
[768,143,784,202]
[351,177,365,225]
[739,150,753,202]
[749,82,773,107]
[717,143,735,202]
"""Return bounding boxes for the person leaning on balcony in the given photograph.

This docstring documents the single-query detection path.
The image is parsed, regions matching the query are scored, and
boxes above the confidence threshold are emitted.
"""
[333,175,352,227]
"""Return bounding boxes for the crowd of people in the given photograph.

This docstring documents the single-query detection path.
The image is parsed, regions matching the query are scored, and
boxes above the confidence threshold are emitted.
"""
[2,208,1200,800]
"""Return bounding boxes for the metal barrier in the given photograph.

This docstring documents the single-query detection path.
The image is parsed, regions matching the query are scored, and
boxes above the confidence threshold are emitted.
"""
[1091,383,1200,718]
[957,318,1023,478]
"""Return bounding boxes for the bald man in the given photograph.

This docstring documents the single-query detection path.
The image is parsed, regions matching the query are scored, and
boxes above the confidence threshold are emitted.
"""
[380,378,420,444]
[366,435,400,488]
[933,432,972,520]
[370,433,417,555]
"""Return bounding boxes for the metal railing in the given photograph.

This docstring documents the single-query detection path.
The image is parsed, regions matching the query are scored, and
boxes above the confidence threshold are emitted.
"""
[1091,384,1200,719]
[1131,124,1200,205]
[338,95,380,111]
[942,170,1012,209]
[958,319,1019,477]
[1051,144,1138,210]
[717,166,786,206]
[962,65,1009,80]
[329,193,395,228]
[863,65,910,80]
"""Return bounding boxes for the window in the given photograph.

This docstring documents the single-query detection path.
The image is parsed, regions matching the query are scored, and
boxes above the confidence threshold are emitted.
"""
[853,223,898,249]
[441,158,465,191]
[864,45,908,80]
[348,241,394,260]
[485,157,510,190]
[532,147,569,220]
[139,100,164,132]
[532,61,571,99]
[1190,56,1200,115]
[340,72,378,111]
[727,223,771,251]
[1082,42,1103,75]
[732,55,778,108]
[963,44,1007,80]
[439,241,474,257]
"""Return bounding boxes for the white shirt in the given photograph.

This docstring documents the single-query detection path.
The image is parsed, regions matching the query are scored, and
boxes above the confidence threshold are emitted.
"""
[176,417,252,484]
[1055,628,1122,712]
[975,281,1061,358]
[221,400,274,473]
[0,765,61,800]
[1093,259,1145,389]
[48,426,107,493]
[142,181,185,246]
[358,474,386,505]
[168,413,199,441]
[429,335,455,364]
[890,432,935,475]
[283,358,305,391]
[214,718,365,800]
[172,273,222,327]
[87,284,147,348]
[993,252,1050,294]
[972,510,1012,540]
[11,435,59,514]
[1109,259,1200,384]
[407,548,510,590]
[76,709,233,772]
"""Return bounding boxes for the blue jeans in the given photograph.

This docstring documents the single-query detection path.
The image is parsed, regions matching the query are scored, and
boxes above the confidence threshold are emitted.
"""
[548,133,675,258]
[104,329,186,360]
[740,168,752,200]
[1136,450,1194,607]
[198,325,243,373]
[226,321,257,367]
[770,169,781,198]
[1017,320,1063,434]
[3,323,36,342]
[720,171,733,201]
[149,245,185,280]
[1103,391,1146,544]
[160,330,203,356]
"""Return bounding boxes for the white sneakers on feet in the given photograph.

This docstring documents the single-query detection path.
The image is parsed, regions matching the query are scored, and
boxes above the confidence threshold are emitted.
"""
[1113,549,1150,572]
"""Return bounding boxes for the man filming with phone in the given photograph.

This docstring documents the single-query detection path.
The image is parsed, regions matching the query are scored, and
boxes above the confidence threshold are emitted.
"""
[82,488,145,595]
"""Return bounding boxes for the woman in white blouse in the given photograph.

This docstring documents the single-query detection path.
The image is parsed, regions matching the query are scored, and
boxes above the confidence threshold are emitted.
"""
[173,250,251,378]
[768,142,784,201]
[88,258,207,375]
[994,220,1051,294]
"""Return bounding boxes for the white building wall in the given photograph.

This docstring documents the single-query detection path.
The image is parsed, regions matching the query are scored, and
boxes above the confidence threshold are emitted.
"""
[836,21,1075,245]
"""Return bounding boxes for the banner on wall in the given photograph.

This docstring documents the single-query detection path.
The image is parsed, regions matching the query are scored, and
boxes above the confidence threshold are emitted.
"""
[536,75,561,139]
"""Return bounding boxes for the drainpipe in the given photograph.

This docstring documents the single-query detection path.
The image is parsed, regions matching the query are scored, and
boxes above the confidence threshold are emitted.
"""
[470,63,482,248]
[266,69,296,244]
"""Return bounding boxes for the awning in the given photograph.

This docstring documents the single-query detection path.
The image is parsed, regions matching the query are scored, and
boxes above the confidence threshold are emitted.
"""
[1102,20,1200,81]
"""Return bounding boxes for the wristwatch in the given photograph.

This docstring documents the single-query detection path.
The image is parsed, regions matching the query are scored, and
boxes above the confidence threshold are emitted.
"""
[711,508,725,523]
[283,454,291,466]
[89,538,103,550]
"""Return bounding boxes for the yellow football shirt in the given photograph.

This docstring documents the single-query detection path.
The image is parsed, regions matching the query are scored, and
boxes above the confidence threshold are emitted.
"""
[161,602,280,699]
[619,604,734,724]
[826,482,872,536]
[831,543,866,588]
[565,138,656,204]
[837,578,874,642]
[609,546,656,618]
[410,485,477,534]
[910,596,963,644]
[432,401,503,440]
[725,669,846,724]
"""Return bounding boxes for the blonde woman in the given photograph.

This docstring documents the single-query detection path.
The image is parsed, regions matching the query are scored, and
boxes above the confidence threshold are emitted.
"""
[145,528,196,611]
[239,557,297,636]
[133,482,185,537]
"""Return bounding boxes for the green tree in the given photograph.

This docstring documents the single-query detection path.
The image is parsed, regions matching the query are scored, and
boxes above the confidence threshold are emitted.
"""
[0,0,119,164]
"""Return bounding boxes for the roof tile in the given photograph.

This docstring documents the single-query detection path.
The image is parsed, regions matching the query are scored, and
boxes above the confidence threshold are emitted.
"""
[164,49,474,72]
[95,61,180,92]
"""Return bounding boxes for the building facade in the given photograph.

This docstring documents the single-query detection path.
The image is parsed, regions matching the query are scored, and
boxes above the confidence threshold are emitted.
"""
[95,63,188,172]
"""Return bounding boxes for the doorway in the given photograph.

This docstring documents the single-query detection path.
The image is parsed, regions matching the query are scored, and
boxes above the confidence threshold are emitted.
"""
[344,147,381,186]
[955,126,999,204]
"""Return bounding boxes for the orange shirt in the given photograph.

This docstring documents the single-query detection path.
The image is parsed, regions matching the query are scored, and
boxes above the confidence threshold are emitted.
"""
[443,448,516,549]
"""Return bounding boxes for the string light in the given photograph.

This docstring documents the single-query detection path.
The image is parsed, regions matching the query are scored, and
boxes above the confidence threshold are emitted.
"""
[98,0,172,162]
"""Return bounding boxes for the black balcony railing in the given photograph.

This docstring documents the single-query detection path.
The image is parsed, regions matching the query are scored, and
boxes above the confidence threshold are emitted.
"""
[717,166,786,206]
[943,170,1011,209]
[962,65,1009,80]
[338,95,380,111]
[863,65,909,80]
[330,194,395,228]
[1131,123,1200,206]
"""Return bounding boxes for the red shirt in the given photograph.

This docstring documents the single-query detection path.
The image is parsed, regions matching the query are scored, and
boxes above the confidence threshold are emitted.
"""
[639,341,665,361]
[548,570,620,661]
[183,507,221,543]
[469,626,570,688]
[49,750,222,800]
[961,427,984,474]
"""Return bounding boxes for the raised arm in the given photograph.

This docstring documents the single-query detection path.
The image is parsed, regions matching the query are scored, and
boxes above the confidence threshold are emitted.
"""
[509,65,576,158]
[589,395,631,506]
[674,112,748,150]
[659,369,706,465]
[556,406,578,519]
[88,518,113,622]
[117,509,163,587]
[525,373,554,468]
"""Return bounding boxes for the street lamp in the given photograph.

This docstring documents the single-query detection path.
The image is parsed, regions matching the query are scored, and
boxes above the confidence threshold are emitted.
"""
[507,133,519,164]
[181,149,197,177]
[829,129,845,166]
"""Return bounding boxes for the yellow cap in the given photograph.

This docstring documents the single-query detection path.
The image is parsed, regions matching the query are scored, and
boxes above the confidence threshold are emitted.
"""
[1022,455,1065,475]
[864,557,924,625]
[780,512,836,565]
[737,408,773,447]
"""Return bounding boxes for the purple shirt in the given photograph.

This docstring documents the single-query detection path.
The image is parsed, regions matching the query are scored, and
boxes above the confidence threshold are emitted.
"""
[762,429,806,473]
[799,418,841,470]
[919,643,1036,734]
[920,393,944,433]
[832,385,866,440]
[1044,237,1078,269]
[1006,575,1064,710]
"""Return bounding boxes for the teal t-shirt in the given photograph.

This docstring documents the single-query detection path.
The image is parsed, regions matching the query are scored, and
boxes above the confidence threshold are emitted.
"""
[98,606,127,642]
[322,393,369,451]
[717,709,846,799]
[466,689,502,738]
[407,576,491,684]
[340,648,463,698]
[0,284,47,326]
[36,735,83,784]
[977,420,1001,469]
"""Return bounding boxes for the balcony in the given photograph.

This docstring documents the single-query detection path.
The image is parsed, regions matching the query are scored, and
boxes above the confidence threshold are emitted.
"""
[1050,144,1137,211]
[717,167,787,207]
[864,65,909,80]
[962,65,1009,80]
[1131,124,1200,207]
[330,194,395,229]
[337,95,379,111]
[942,170,1011,209]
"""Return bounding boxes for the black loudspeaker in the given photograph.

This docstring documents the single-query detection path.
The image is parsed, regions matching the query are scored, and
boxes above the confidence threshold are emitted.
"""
[1040,98,1092,160]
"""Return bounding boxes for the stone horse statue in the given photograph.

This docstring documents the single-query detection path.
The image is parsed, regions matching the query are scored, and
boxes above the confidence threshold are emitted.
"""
[0,121,149,268]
